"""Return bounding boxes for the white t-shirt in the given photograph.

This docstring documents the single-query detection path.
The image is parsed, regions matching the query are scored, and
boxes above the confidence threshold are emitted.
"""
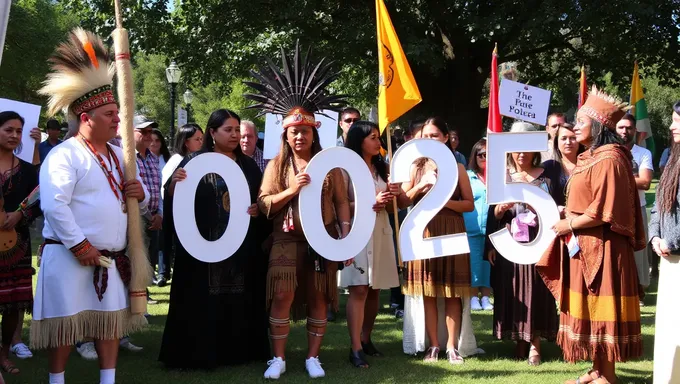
[630,144,654,207]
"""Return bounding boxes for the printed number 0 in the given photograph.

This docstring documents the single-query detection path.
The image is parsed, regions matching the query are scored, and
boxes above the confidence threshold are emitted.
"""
[390,139,470,262]
[173,153,252,263]
[299,146,377,262]
[486,131,561,265]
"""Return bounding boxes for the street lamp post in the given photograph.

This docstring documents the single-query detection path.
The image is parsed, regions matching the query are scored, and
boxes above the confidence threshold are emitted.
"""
[165,60,182,143]
[183,89,194,123]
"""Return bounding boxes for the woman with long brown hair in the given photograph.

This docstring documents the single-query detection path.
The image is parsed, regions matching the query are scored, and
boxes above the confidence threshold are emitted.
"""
[401,117,474,364]
[245,43,351,379]
[648,100,680,384]
[538,86,645,384]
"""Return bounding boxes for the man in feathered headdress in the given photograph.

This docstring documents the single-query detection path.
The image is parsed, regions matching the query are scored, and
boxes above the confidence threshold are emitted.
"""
[31,28,148,384]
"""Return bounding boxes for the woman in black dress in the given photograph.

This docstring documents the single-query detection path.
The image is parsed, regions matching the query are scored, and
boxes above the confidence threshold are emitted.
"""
[159,109,270,369]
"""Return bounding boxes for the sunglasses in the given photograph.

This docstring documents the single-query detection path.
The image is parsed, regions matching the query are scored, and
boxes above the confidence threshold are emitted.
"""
[477,152,487,159]
[343,118,359,124]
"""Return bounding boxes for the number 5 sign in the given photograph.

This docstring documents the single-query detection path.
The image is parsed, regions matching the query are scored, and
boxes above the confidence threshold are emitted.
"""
[486,131,561,264]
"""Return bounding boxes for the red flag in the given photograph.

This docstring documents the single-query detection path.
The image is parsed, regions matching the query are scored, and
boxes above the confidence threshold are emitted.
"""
[578,65,587,108]
[487,44,502,133]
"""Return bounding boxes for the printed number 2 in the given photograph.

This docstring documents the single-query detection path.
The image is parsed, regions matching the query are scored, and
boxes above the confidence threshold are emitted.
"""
[390,139,470,262]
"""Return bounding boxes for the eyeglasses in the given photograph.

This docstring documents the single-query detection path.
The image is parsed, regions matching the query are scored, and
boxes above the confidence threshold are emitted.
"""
[477,152,487,159]
[343,118,359,124]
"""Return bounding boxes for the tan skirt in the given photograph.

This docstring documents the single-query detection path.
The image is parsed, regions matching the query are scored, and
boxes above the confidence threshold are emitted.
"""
[266,232,338,321]
[403,212,471,298]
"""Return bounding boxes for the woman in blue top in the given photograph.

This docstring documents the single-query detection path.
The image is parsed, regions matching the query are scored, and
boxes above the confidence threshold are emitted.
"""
[462,139,492,311]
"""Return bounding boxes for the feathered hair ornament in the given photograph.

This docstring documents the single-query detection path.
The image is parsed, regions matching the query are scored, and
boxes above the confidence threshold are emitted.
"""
[243,41,347,129]
[579,85,631,129]
[39,28,116,119]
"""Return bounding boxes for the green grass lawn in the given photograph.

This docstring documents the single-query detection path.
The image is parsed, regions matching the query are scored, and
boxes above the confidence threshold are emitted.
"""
[11,210,658,383]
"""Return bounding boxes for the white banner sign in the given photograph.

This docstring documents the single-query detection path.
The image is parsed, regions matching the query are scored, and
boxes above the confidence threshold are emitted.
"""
[499,79,552,126]
[177,107,187,127]
[263,110,339,159]
[0,98,40,163]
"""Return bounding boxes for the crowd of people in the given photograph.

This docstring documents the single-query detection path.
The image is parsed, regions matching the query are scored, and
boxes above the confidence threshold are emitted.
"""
[0,28,676,384]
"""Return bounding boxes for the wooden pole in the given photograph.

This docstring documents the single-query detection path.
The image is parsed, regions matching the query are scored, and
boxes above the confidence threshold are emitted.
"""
[385,125,403,267]
[112,0,152,329]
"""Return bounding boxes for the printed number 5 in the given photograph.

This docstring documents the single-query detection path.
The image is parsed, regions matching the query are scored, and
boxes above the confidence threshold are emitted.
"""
[486,131,560,265]
[390,139,470,262]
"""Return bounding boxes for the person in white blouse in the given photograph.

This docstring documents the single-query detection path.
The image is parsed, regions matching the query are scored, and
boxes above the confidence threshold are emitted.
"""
[31,28,149,384]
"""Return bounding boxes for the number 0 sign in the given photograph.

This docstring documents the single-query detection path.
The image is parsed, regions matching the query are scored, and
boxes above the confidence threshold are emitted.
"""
[486,131,560,265]
[298,147,377,262]
[173,153,252,263]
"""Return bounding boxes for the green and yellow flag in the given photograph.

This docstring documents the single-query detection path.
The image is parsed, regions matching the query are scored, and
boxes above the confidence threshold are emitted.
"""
[376,0,421,133]
[630,62,655,154]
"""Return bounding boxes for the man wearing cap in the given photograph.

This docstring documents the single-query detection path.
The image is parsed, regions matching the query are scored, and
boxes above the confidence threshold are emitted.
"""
[133,115,165,292]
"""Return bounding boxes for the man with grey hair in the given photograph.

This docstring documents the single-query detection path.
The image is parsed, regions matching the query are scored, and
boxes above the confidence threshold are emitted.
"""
[240,120,268,172]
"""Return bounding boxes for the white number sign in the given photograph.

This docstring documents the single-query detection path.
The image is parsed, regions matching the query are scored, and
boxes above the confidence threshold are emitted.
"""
[298,146,377,262]
[390,139,470,262]
[173,153,252,263]
[486,131,561,264]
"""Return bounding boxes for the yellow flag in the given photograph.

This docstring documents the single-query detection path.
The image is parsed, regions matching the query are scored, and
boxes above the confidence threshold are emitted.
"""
[376,0,422,133]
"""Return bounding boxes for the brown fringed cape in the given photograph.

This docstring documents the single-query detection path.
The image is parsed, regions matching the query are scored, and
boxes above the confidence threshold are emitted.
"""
[402,159,471,299]
[536,144,646,362]
[258,161,348,320]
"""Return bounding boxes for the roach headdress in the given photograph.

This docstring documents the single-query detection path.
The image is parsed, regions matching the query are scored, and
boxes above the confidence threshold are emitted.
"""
[38,28,115,120]
[243,41,347,129]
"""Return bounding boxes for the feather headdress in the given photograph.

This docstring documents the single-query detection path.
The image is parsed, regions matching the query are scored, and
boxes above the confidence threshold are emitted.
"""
[579,85,631,129]
[39,28,116,119]
[243,41,347,129]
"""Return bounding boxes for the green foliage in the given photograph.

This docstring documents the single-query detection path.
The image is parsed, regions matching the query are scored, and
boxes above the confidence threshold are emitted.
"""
[0,0,78,122]
[642,76,680,146]
[133,53,173,135]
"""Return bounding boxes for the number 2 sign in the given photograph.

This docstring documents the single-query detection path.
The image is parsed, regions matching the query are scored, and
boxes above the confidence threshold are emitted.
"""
[174,134,560,265]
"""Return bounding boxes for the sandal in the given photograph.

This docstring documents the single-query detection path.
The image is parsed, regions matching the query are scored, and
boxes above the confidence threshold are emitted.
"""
[0,360,19,375]
[564,369,602,384]
[361,340,383,357]
[528,346,541,366]
[446,349,464,365]
[423,346,439,362]
[349,349,369,368]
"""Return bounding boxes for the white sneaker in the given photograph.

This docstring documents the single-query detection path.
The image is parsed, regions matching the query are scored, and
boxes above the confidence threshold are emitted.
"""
[305,356,325,378]
[264,357,286,379]
[481,296,494,311]
[470,296,482,311]
[9,342,32,359]
[76,342,98,360]
[119,337,143,352]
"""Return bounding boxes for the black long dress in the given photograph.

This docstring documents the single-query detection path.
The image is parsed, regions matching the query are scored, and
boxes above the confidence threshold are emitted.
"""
[159,151,271,369]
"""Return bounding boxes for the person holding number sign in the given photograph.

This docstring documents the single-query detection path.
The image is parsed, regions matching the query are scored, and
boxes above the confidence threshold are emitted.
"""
[401,117,474,365]
[486,121,559,367]
[341,121,410,368]
[537,86,646,384]
[245,42,351,379]
[159,109,271,369]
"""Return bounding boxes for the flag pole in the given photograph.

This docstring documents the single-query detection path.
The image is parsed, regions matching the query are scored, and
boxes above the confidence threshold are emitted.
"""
[385,124,403,268]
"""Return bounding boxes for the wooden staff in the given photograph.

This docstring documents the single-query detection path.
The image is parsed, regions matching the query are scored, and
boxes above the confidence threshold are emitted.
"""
[112,0,152,329]
[385,124,403,267]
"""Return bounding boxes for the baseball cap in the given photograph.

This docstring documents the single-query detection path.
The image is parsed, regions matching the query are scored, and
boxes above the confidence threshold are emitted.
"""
[133,115,158,130]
